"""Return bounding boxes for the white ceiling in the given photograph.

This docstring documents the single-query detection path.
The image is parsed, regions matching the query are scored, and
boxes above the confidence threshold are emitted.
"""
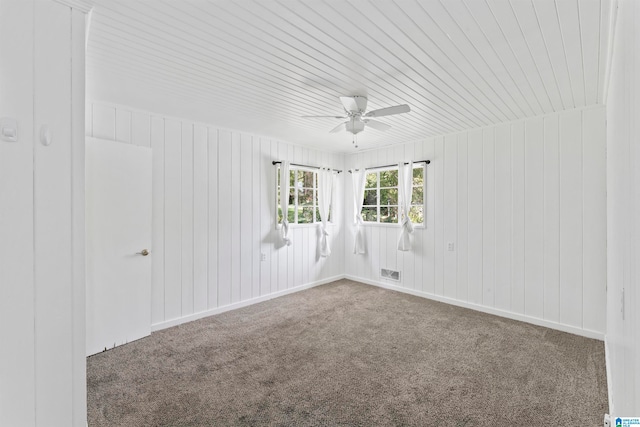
[85,0,612,153]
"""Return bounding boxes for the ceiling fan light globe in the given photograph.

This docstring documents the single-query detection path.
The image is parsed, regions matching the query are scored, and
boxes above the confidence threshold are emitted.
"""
[346,119,365,134]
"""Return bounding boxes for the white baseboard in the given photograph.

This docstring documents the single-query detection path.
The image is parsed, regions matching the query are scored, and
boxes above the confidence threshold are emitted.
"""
[345,274,605,341]
[151,274,345,332]
[152,273,604,342]
[604,335,614,416]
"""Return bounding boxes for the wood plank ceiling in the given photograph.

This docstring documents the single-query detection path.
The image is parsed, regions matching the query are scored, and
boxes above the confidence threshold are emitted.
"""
[85,0,612,152]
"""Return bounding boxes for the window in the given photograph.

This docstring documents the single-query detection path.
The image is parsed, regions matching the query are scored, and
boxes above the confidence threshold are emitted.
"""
[276,167,331,225]
[361,164,424,225]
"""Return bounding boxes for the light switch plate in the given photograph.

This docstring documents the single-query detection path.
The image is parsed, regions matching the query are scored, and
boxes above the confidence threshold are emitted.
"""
[0,118,18,142]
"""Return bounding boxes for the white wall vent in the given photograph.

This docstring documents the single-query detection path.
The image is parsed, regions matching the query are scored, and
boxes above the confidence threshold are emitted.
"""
[381,268,400,281]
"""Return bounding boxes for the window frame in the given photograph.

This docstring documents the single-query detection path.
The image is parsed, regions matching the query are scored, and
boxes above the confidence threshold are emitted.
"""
[360,163,425,227]
[275,165,334,228]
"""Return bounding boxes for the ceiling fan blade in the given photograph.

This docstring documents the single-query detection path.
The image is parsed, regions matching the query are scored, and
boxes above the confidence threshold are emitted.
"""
[364,104,410,118]
[364,119,391,132]
[301,115,347,119]
[340,96,368,113]
[329,122,347,133]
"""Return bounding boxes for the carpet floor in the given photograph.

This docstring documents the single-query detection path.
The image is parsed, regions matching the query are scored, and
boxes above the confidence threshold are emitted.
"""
[87,279,608,426]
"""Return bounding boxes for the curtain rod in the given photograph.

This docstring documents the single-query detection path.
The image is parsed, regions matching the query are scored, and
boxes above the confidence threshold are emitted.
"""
[272,161,342,174]
[348,159,430,173]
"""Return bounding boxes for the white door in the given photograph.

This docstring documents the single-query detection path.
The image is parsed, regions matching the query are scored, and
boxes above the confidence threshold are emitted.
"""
[86,137,152,356]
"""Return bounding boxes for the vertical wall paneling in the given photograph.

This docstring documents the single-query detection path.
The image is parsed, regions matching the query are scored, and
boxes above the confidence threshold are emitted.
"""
[181,124,194,316]
[131,111,151,148]
[240,134,253,301]
[34,2,73,422]
[217,130,232,307]
[252,137,261,298]
[231,133,242,302]
[91,103,115,140]
[150,117,165,323]
[207,128,219,309]
[605,0,640,413]
[163,119,182,320]
[467,130,484,305]
[524,117,544,319]
[434,137,445,295]
[70,9,87,424]
[543,114,560,323]
[115,109,131,143]
[582,106,606,332]
[559,109,583,328]
[423,138,436,294]
[443,134,458,298]
[260,139,272,296]
[0,0,35,423]
[341,105,605,339]
[482,128,495,307]
[494,123,512,311]
[456,134,468,301]
[511,121,526,315]
[193,125,208,313]
[90,101,605,341]
[90,102,345,331]
[1,2,86,424]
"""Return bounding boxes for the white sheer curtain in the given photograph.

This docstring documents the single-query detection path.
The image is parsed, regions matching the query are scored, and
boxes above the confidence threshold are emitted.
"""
[397,161,414,251]
[351,169,367,254]
[279,161,292,246]
[318,168,334,257]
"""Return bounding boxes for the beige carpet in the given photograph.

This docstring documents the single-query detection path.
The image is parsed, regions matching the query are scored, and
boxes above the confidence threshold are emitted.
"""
[87,279,608,426]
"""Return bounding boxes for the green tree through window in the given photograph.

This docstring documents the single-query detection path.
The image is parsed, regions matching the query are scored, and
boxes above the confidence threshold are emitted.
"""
[277,166,331,225]
[361,165,424,225]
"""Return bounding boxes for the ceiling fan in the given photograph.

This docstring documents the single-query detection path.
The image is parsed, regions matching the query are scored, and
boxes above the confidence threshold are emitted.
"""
[302,96,410,147]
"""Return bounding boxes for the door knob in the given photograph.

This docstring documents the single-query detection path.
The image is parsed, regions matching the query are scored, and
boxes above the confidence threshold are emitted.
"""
[136,249,150,256]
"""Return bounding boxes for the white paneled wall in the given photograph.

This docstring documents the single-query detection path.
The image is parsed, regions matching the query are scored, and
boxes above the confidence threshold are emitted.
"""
[605,0,640,416]
[88,102,344,329]
[1,2,86,425]
[344,106,606,339]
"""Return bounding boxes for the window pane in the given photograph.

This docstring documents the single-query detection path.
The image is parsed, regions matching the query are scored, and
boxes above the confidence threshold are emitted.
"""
[412,186,423,204]
[316,207,321,223]
[413,167,423,186]
[362,207,377,222]
[380,206,398,223]
[298,207,314,224]
[380,188,398,205]
[300,170,314,188]
[363,189,377,205]
[298,189,314,206]
[409,206,424,224]
[290,170,295,187]
[379,170,398,187]
[365,172,377,189]
[277,206,283,223]
[287,205,295,223]
[288,188,295,223]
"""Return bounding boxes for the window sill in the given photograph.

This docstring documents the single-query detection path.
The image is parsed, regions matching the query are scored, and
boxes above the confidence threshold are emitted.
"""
[360,222,425,229]
[276,222,337,230]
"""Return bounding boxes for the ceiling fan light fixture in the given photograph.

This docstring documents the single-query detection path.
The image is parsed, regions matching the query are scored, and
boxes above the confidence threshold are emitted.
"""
[302,96,411,141]
[345,117,365,135]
